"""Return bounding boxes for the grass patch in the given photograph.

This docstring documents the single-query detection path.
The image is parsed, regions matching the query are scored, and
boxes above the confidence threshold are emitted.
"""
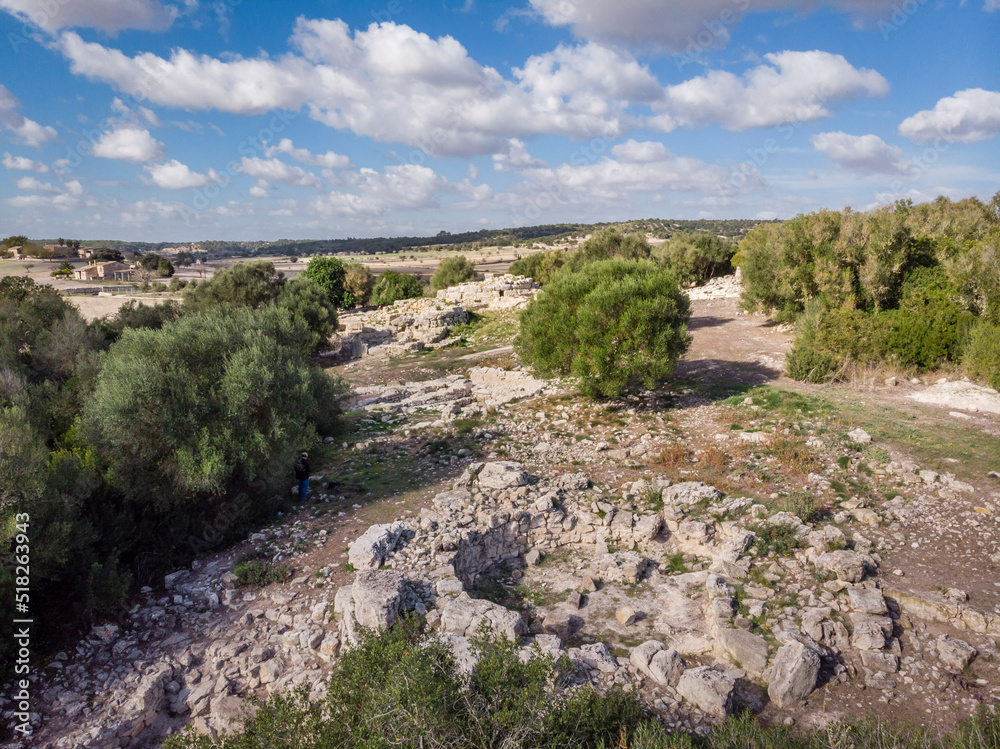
[746,522,804,557]
[233,559,291,587]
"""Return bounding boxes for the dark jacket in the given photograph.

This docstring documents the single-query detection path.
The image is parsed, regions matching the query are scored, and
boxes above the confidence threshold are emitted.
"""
[294,457,310,480]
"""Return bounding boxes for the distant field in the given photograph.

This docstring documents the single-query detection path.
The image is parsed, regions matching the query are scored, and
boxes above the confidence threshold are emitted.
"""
[0,244,560,320]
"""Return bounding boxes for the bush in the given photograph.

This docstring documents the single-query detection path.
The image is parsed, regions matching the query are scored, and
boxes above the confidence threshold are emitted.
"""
[507,249,566,285]
[653,232,735,286]
[275,276,339,351]
[164,616,651,749]
[516,259,690,398]
[371,269,426,306]
[233,559,290,587]
[963,319,1000,390]
[301,256,348,307]
[184,260,284,313]
[566,227,652,272]
[98,300,182,342]
[343,262,375,307]
[431,255,478,290]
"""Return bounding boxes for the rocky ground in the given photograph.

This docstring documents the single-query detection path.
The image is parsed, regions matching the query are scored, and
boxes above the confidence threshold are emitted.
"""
[4,274,1000,748]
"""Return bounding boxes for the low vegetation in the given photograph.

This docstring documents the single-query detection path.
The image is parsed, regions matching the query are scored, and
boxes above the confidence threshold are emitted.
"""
[431,254,479,290]
[738,194,1000,383]
[371,269,427,305]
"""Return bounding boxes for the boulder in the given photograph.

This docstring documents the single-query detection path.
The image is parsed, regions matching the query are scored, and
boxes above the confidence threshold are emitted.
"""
[816,550,874,583]
[846,586,888,615]
[595,551,649,584]
[557,473,590,492]
[630,640,665,672]
[648,648,685,687]
[663,482,722,507]
[860,650,900,673]
[352,570,407,630]
[578,642,619,673]
[477,461,530,490]
[764,640,820,708]
[716,628,769,678]
[542,609,575,641]
[934,636,977,672]
[348,522,406,570]
[440,592,527,641]
[849,614,891,650]
[633,514,664,543]
[677,666,736,718]
[616,606,638,626]
[848,428,872,444]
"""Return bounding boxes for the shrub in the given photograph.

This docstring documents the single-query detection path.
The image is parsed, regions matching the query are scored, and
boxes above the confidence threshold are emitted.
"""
[516,258,690,398]
[275,276,339,351]
[431,255,477,290]
[301,256,349,307]
[233,559,290,587]
[371,269,425,306]
[566,227,652,272]
[98,300,182,342]
[507,249,566,285]
[963,319,1000,390]
[183,260,284,313]
[747,522,804,557]
[653,232,735,286]
[343,262,375,307]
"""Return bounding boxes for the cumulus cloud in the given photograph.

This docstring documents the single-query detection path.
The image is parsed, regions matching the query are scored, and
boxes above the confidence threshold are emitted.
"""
[265,138,352,169]
[898,89,1000,144]
[0,0,176,33]
[56,23,645,156]
[3,152,49,172]
[111,97,161,128]
[238,157,323,189]
[528,0,903,52]
[651,51,888,132]
[144,159,217,189]
[16,175,60,193]
[0,85,58,147]
[493,139,547,172]
[92,126,165,162]
[810,132,909,175]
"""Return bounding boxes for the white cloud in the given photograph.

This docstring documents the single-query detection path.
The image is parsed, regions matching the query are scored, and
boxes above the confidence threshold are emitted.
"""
[527,0,903,52]
[2,152,49,172]
[310,164,455,217]
[144,159,217,189]
[898,89,1000,144]
[651,51,888,131]
[249,182,270,198]
[16,175,60,193]
[986,0,999,10]
[111,97,161,128]
[265,138,352,169]
[0,0,176,33]
[56,23,646,156]
[238,157,323,189]
[493,139,547,172]
[810,132,909,175]
[0,85,58,147]
[92,126,165,162]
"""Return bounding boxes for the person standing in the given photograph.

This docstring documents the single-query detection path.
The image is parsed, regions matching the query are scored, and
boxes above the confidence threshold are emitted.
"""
[294,451,310,501]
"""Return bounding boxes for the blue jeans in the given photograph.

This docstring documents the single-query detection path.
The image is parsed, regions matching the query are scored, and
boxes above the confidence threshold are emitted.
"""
[298,478,309,501]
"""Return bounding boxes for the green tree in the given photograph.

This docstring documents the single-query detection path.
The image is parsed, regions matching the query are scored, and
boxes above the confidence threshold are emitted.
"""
[2,235,28,248]
[79,306,346,559]
[302,256,348,307]
[430,255,477,291]
[174,250,194,266]
[653,232,735,286]
[516,259,691,398]
[343,262,375,307]
[508,249,567,286]
[370,269,426,306]
[275,276,339,350]
[183,260,285,313]
[91,248,125,263]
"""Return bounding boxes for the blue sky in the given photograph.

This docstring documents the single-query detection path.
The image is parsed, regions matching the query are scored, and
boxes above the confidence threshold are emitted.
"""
[0,0,997,241]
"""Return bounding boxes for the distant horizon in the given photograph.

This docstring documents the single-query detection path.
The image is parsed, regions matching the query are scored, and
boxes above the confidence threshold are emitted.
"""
[1,1,997,240]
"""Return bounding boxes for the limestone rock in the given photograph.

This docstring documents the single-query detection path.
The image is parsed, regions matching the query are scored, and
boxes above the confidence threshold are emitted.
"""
[848,428,872,444]
[716,628,769,679]
[934,636,977,672]
[595,551,649,584]
[348,522,406,570]
[578,642,619,673]
[557,473,590,492]
[477,461,531,490]
[677,666,736,718]
[764,640,820,708]
[441,592,527,641]
[648,648,685,687]
[847,587,888,615]
[663,482,722,507]
[616,606,637,626]
[816,550,874,583]
[860,650,900,673]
